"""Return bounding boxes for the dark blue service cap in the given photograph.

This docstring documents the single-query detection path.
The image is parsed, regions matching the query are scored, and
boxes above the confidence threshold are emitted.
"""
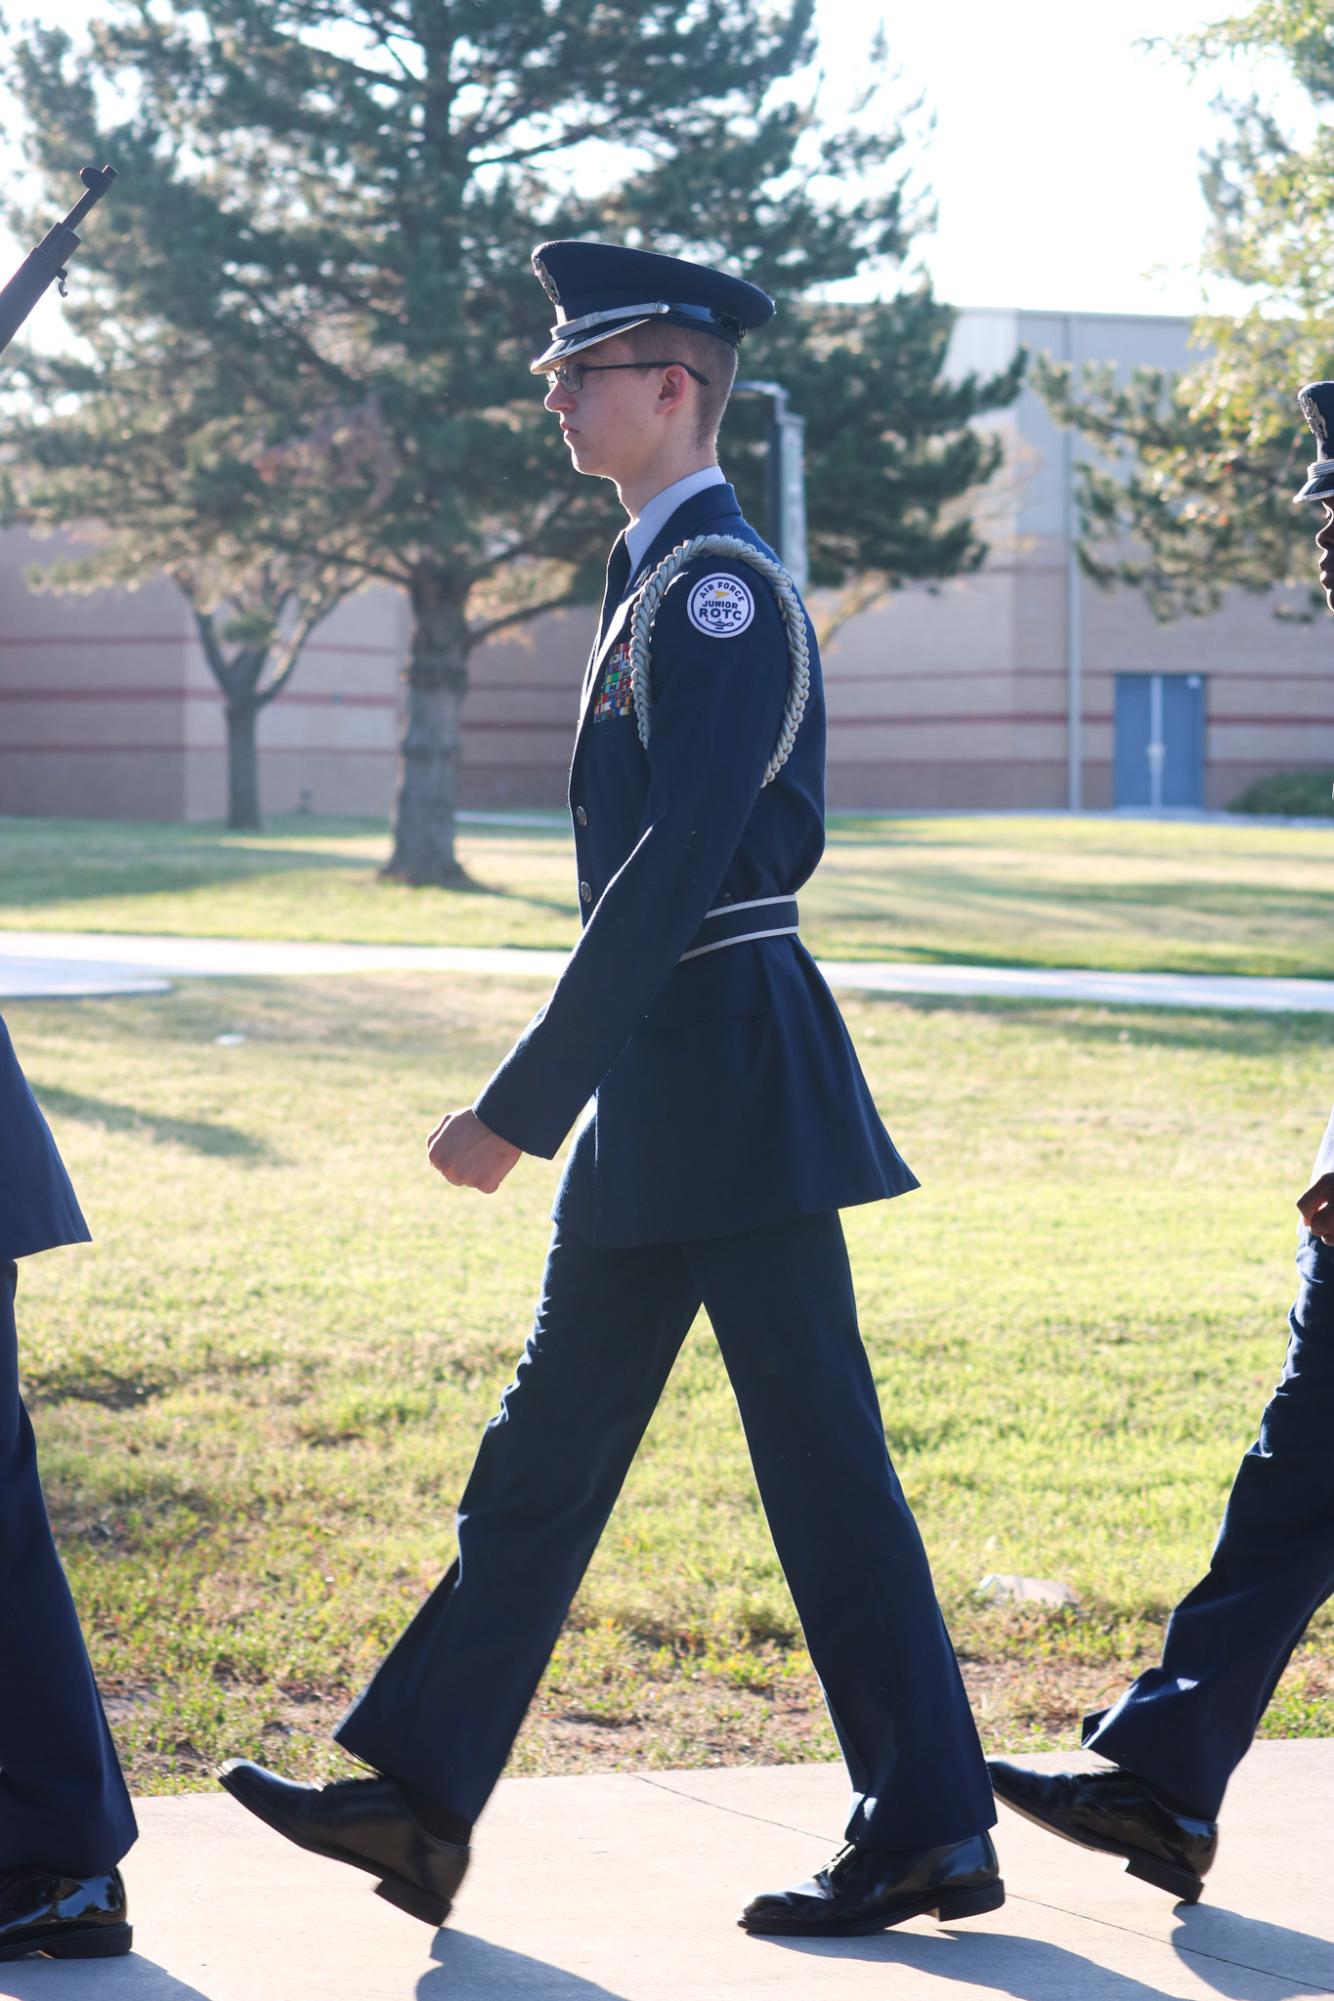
[530,240,775,373]
[1294,381,1334,503]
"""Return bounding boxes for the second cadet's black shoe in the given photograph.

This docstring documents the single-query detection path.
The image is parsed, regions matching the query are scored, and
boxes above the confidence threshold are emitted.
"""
[0,1866,131,1961]
[217,1759,469,1928]
[739,1832,1004,1936]
[987,1759,1217,1903]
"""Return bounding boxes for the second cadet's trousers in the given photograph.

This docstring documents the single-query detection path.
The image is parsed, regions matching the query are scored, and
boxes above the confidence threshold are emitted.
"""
[0,1259,137,1874]
[337,1209,996,1850]
[1083,1104,1334,1819]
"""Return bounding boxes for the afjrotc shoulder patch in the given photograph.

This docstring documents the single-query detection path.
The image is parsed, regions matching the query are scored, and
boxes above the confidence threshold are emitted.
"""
[687,571,755,638]
[594,640,634,722]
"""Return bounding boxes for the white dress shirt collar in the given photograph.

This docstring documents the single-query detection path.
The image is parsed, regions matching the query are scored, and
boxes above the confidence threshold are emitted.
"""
[624,465,726,574]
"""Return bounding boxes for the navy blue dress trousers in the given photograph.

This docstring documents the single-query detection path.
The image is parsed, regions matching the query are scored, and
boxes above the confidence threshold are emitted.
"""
[336,485,994,1849]
[0,1009,136,1874]
[1082,1104,1334,1818]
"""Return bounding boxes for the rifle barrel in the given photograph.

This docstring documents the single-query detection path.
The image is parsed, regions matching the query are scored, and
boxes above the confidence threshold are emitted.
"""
[0,164,117,361]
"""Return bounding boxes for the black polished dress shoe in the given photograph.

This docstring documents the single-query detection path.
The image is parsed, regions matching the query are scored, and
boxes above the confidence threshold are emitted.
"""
[987,1759,1217,1903]
[217,1760,469,1927]
[0,1866,131,1961]
[740,1833,1003,1936]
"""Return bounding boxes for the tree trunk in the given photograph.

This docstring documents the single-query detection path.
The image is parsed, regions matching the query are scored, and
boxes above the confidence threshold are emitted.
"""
[383,571,469,884]
[225,696,262,831]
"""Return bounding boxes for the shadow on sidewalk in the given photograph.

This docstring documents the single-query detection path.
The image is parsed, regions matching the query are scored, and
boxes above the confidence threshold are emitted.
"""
[755,1920,1332,2001]
[419,1930,630,1998]
[1172,1903,1334,1996]
[0,1956,211,2000]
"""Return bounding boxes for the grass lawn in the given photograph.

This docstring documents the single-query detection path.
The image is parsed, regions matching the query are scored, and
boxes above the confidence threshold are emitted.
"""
[9,973,1332,1796]
[2,810,1333,976]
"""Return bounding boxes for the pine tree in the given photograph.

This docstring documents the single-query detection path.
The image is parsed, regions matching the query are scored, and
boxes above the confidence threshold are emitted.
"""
[3,3,1020,877]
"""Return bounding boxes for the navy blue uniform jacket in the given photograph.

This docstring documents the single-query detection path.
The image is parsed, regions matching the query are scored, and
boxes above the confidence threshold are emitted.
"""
[0,1010,90,1261]
[474,481,916,1247]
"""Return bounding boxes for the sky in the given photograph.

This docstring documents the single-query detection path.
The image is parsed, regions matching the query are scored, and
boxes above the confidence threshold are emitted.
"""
[812,0,1306,318]
[0,0,1313,325]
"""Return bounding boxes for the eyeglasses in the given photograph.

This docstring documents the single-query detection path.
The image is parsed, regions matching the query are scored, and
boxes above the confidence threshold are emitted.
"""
[544,359,710,394]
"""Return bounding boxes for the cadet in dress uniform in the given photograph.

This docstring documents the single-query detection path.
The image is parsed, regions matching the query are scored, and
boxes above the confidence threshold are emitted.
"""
[988,433,1334,1904]
[220,242,1002,1938]
[0,1011,135,1959]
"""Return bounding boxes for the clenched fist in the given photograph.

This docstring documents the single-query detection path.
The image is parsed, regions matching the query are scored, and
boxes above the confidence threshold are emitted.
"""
[1297,1171,1334,1246]
[427,1109,522,1195]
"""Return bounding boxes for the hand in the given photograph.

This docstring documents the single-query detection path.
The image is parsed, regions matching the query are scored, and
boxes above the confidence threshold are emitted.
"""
[427,1109,522,1194]
[1297,1171,1334,1245]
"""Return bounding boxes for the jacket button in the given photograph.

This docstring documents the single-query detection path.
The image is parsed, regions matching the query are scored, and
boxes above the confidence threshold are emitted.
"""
[575,805,588,827]
[579,880,593,903]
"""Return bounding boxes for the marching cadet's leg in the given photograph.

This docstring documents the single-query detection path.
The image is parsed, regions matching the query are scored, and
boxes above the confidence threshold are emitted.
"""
[989,1105,1334,1902]
[1078,1221,1334,1819]
[334,1224,699,1817]
[0,1260,136,1952]
[222,1224,700,1924]
[684,1213,1001,1936]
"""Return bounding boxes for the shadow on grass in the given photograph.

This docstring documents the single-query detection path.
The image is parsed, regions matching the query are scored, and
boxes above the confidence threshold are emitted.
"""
[0,815,575,915]
[28,1367,171,1410]
[0,828,382,907]
[833,862,1332,920]
[33,1084,275,1162]
[1047,1012,1332,1057]
[857,990,1331,1057]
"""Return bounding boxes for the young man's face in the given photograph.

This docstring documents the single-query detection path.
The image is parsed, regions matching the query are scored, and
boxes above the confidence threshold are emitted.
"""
[1316,504,1334,611]
[542,333,682,487]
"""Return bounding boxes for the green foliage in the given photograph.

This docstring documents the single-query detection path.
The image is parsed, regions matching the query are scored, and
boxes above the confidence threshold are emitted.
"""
[1034,0,1334,621]
[1229,766,1334,814]
[1,1,1020,642]
[0,1,1021,868]
[762,295,1022,596]
[1035,340,1326,621]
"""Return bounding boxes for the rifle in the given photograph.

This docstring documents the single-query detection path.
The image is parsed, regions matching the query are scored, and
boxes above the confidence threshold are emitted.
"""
[0,164,117,359]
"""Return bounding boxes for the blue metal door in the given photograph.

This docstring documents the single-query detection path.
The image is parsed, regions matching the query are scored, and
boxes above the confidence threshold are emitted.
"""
[1114,673,1205,809]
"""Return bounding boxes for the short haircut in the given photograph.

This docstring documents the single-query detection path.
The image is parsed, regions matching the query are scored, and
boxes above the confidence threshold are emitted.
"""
[618,321,738,448]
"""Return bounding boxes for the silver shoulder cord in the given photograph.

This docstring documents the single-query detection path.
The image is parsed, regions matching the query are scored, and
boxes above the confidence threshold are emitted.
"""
[627,533,811,786]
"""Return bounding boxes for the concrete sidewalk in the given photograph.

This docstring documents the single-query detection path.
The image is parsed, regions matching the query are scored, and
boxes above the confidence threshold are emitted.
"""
[1,1746,1329,1999]
[4,929,1334,1014]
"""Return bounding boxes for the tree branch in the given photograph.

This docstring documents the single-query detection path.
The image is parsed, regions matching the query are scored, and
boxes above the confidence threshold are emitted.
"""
[227,278,364,395]
[468,587,585,648]
[471,111,631,167]
[190,602,237,696]
[255,588,346,706]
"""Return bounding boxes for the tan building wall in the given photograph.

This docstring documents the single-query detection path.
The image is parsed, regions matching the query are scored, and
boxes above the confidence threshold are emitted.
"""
[3,306,1333,821]
[0,532,193,819]
[0,527,408,821]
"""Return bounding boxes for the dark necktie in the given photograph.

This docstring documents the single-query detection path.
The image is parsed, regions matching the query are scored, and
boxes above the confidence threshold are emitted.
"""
[597,531,632,642]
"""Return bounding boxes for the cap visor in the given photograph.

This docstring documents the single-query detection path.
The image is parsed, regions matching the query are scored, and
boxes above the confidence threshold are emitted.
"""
[1294,472,1334,503]
[530,317,657,373]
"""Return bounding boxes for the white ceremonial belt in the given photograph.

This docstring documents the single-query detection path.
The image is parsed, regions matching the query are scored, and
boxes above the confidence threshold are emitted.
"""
[679,895,799,964]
